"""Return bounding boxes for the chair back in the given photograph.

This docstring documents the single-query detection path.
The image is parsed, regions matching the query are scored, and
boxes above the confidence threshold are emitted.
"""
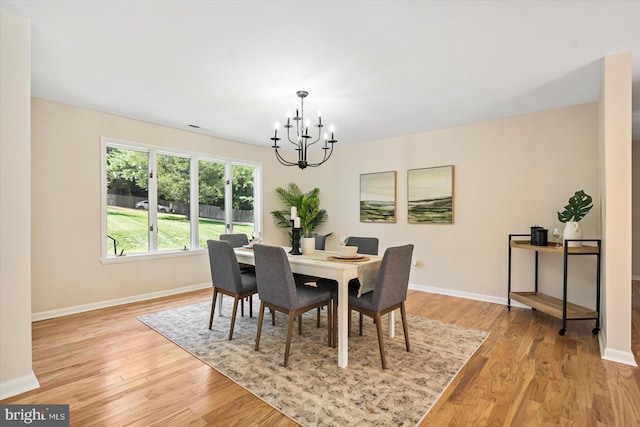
[313,234,327,250]
[207,240,244,293]
[371,244,414,310]
[346,236,379,255]
[253,244,297,309]
[219,233,250,248]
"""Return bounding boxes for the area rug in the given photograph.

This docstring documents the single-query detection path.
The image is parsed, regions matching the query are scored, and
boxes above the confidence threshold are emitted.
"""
[138,297,488,426]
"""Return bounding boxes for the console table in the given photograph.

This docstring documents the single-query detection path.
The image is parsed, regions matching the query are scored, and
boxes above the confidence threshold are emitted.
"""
[507,233,601,335]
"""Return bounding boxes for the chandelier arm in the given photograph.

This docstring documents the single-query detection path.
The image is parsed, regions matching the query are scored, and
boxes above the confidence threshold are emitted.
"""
[306,138,321,148]
[274,145,299,167]
[286,128,302,148]
[306,142,334,167]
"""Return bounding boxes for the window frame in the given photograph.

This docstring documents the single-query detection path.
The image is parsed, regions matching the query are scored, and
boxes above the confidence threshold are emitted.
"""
[101,137,261,264]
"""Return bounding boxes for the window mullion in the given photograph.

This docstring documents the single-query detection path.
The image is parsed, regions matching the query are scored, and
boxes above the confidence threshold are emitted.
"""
[190,157,199,249]
[224,162,233,232]
[148,151,158,252]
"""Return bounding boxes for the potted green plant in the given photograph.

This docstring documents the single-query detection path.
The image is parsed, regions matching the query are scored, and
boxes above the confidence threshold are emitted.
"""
[271,183,328,253]
[299,194,320,238]
[557,189,593,247]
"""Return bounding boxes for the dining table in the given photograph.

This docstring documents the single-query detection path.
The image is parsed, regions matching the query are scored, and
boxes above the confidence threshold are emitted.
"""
[233,246,391,368]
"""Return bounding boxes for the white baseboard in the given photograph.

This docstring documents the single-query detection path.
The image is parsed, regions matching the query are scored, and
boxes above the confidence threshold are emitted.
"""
[0,371,40,400]
[601,347,638,367]
[32,282,211,321]
[408,283,529,309]
[411,284,640,367]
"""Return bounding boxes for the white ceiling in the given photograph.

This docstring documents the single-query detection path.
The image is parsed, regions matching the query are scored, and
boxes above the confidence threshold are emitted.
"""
[2,1,640,146]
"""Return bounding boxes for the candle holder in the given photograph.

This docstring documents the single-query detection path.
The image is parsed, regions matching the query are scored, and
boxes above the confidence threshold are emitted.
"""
[289,220,302,255]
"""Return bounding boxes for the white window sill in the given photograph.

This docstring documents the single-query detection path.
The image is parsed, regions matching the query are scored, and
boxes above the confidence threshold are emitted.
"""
[100,247,207,264]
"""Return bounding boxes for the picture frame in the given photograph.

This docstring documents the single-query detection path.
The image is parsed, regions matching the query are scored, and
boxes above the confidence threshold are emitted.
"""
[407,165,454,224]
[360,171,396,223]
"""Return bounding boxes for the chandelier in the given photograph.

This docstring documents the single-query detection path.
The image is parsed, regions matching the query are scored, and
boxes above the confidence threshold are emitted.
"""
[270,90,337,169]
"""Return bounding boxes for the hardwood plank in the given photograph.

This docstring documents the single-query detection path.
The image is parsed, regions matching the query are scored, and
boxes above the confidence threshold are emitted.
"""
[1,285,638,427]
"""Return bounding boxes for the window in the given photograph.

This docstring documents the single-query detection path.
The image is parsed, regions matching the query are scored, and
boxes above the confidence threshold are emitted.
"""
[102,138,260,260]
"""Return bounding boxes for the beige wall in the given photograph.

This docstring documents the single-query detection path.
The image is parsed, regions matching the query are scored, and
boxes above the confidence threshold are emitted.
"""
[31,98,605,315]
[30,98,298,315]
[300,103,601,308]
[598,51,635,366]
[22,51,637,376]
[0,11,39,398]
[633,140,640,278]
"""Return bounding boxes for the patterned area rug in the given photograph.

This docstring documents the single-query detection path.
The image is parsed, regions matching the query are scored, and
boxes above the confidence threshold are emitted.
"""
[138,297,488,426]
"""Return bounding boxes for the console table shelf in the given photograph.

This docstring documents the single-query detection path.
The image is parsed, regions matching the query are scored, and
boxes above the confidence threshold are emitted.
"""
[509,291,598,320]
[507,234,601,336]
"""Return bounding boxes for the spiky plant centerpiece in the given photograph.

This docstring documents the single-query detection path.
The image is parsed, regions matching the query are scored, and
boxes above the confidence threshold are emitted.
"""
[271,183,328,238]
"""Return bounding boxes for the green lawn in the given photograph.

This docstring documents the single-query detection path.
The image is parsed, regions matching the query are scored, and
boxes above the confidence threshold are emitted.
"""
[107,206,253,254]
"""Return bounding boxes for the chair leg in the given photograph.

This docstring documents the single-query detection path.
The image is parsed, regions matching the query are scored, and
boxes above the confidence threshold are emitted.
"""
[374,313,387,369]
[317,307,321,328]
[326,302,332,347]
[241,297,245,317]
[255,301,265,351]
[249,295,253,318]
[348,308,352,338]
[298,315,302,335]
[359,312,364,336]
[271,308,276,326]
[209,289,218,329]
[284,312,296,367]
[401,302,410,352]
[229,296,240,340]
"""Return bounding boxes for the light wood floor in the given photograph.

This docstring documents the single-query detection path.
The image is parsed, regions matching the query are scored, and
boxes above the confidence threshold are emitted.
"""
[3,282,639,426]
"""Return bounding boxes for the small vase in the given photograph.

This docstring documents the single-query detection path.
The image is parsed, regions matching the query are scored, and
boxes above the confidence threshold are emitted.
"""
[301,237,316,255]
[563,221,582,247]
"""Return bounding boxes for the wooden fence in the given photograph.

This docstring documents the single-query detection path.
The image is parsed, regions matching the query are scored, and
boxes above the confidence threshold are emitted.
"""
[107,194,253,223]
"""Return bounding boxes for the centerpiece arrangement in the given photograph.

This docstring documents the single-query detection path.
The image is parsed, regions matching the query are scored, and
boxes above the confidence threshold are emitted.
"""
[271,183,328,254]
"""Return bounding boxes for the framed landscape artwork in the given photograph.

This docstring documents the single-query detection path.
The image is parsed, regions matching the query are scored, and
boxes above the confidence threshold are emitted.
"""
[360,171,396,223]
[407,165,454,224]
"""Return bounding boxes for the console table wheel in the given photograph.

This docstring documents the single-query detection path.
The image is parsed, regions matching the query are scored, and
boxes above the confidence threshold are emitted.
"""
[558,328,566,336]
[592,327,600,335]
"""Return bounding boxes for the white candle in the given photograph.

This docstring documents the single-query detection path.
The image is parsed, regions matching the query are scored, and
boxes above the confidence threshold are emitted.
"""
[291,206,297,218]
[293,217,300,228]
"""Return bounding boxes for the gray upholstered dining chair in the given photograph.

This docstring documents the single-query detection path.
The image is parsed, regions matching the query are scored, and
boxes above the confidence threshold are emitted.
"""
[207,240,258,340]
[219,233,254,272]
[345,236,379,257]
[253,244,333,367]
[313,233,329,250]
[219,233,249,247]
[348,244,414,369]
